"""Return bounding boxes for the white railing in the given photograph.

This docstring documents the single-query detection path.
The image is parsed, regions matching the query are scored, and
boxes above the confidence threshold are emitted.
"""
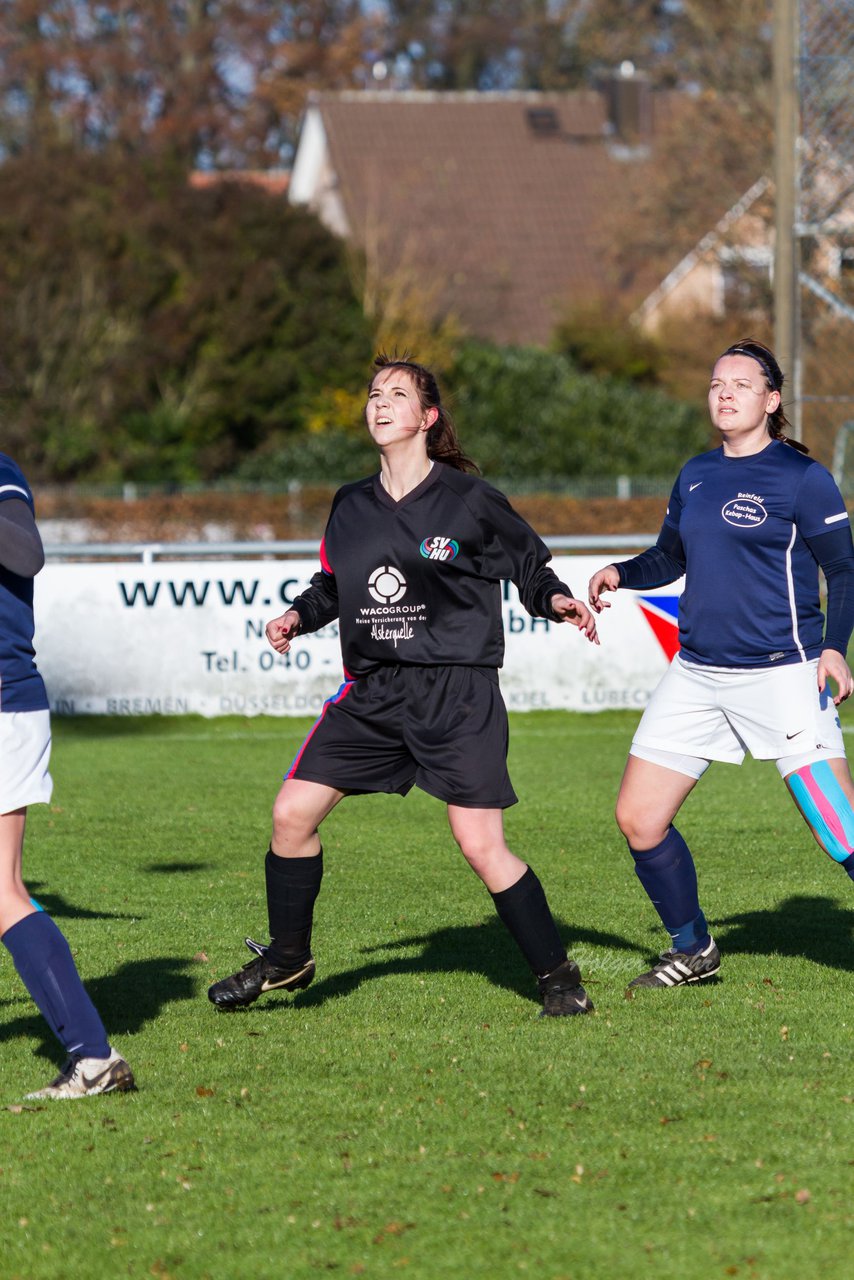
[43,534,658,563]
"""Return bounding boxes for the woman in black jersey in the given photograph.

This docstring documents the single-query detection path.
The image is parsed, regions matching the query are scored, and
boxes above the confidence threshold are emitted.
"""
[587,339,854,991]
[209,354,599,1018]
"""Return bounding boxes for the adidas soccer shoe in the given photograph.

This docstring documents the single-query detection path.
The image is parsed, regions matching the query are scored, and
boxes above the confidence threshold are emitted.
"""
[538,958,594,1017]
[628,936,721,989]
[25,1047,136,1100]
[207,937,316,1010]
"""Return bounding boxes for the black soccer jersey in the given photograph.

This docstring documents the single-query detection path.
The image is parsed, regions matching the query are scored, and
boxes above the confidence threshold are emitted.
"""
[291,463,573,678]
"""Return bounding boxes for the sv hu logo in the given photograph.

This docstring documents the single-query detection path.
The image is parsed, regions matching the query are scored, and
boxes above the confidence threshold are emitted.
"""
[419,536,459,562]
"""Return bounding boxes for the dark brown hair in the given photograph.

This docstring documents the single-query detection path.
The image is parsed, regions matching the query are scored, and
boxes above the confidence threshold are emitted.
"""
[717,338,809,454]
[370,353,479,473]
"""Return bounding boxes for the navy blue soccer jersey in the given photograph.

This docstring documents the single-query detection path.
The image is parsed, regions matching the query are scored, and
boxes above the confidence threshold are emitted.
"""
[622,440,851,668]
[0,454,49,711]
[291,463,574,678]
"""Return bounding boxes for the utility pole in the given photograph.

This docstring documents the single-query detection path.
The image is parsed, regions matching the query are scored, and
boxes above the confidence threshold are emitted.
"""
[773,0,801,436]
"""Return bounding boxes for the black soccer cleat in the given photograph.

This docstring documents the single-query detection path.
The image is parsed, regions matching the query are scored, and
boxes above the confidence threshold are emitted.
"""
[538,958,594,1017]
[628,936,721,989]
[207,937,316,1010]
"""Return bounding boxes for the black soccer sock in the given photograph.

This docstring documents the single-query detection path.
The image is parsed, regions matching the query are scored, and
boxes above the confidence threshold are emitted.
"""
[490,865,567,978]
[265,847,323,969]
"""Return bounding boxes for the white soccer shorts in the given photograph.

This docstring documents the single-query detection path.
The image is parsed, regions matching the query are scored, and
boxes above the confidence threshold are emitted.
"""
[630,654,846,776]
[0,710,53,814]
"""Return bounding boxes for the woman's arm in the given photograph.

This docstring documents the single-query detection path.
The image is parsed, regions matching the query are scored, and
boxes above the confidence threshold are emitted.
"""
[0,499,45,578]
[588,522,686,612]
[803,524,854,658]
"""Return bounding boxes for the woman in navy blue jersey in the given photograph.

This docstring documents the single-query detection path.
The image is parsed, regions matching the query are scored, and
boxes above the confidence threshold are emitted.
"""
[209,354,599,1018]
[588,339,854,988]
[0,457,134,1098]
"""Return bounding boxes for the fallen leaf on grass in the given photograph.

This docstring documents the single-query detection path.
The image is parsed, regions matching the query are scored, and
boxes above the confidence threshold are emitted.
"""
[193,952,209,963]
[794,1188,811,1204]
[373,1222,415,1244]
[195,1086,214,1097]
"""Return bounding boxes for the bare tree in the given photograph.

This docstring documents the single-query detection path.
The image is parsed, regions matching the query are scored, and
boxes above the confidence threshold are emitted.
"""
[0,1,372,166]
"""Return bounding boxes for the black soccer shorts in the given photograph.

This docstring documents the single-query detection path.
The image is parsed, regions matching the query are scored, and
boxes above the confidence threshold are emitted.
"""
[286,664,518,809]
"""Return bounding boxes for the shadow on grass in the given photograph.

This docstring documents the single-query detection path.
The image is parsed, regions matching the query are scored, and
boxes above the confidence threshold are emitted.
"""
[260,917,639,1011]
[715,894,854,971]
[26,882,137,921]
[51,715,214,740]
[3,955,196,1066]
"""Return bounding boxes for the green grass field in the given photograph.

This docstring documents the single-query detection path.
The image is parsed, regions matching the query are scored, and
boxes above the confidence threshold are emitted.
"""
[2,711,853,1279]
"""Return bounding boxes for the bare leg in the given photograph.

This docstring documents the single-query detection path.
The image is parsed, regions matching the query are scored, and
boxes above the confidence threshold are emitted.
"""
[0,808,35,937]
[209,780,346,1007]
[271,778,346,858]
[447,804,591,1013]
[615,755,699,849]
[1,807,118,1066]
[615,755,716,975]
[446,805,526,893]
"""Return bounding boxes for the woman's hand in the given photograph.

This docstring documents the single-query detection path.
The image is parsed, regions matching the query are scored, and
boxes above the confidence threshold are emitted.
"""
[265,609,301,654]
[818,648,854,706]
[587,565,621,613]
[550,594,599,644]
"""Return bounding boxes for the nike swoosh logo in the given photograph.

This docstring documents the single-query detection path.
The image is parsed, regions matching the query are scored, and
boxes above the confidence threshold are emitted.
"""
[689,482,703,492]
[261,962,313,991]
[80,1064,115,1089]
[786,731,803,739]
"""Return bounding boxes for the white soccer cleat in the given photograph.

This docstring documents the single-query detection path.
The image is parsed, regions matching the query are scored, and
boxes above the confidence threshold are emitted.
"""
[25,1047,136,1100]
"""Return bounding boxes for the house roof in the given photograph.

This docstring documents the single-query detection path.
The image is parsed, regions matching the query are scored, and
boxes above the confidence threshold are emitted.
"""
[190,169,290,196]
[632,176,772,328]
[291,88,678,345]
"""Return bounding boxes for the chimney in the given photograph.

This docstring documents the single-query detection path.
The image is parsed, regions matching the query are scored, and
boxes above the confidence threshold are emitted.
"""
[603,63,652,143]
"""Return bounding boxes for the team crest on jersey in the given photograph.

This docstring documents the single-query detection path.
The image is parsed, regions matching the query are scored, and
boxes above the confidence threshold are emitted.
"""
[419,536,459,562]
[637,594,681,661]
[722,493,767,528]
[368,565,407,604]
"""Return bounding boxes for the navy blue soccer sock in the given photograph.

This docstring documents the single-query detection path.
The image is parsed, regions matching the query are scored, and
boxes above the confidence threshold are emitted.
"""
[630,827,710,954]
[2,911,110,1059]
[841,853,854,881]
[490,865,567,978]
[265,847,323,969]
